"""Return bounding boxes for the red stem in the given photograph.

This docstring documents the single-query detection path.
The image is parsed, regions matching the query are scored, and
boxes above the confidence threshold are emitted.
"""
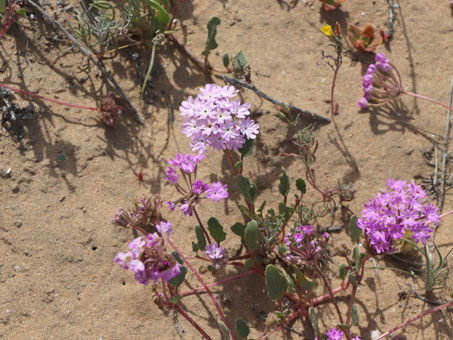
[173,303,213,340]
[374,301,453,340]
[403,91,453,111]
[192,207,212,244]
[167,238,235,340]
[178,270,255,297]
[0,83,99,111]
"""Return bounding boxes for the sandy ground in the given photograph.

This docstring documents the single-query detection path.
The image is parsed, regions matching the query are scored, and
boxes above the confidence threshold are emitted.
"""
[1,0,453,339]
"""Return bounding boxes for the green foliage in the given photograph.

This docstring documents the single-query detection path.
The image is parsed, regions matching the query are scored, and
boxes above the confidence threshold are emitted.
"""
[0,0,5,14]
[236,318,251,338]
[218,319,230,340]
[222,53,230,67]
[232,50,247,71]
[351,304,359,326]
[265,265,288,301]
[339,263,348,280]
[204,16,221,55]
[170,294,182,303]
[292,265,315,292]
[349,215,362,243]
[195,225,207,251]
[296,178,307,194]
[231,222,245,239]
[207,217,227,243]
[278,168,290,197]
[239,138,256,157]
[308,307,319,336]
[245,220,259,251]
[237,175,257,204]
[168,266,187,287]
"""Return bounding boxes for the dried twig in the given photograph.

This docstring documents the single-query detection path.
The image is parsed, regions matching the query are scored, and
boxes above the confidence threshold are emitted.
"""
[438,76,453,211]
[219,75,331,125]
[26,0,144,124]
[386,0,397,39]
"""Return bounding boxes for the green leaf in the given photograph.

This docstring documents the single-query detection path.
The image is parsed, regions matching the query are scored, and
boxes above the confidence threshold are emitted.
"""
[265,265,288,301]
[348,273,356,286]
[207,217,227,243]
[338,324,350,332]
[278,168,290,197]
[278,202,290,222]
[147,0,170,33]
[238,138,256,157]
[15,8,26,16]
[245,220,259,251]
[195,225,207,251]
[353,245,361,273]
[239,204,259,221]
[237,175,257,204]
[235,318,250,338]
[244,258,254,269]
[233,160,243,172]
[172,251,184,265]
[222,53,230,67]
[308,307,319,336]
[191,241,199,252]
[351,304,359,326]
[205,16,221,54]
[257,200,267,213]
[170,294,182,303]
[218,319,230,340]
[168,266,188,287]
[0,0,5,13]
[292,265,315,292]
[339,263,348,280]
[231,222,245,239]
[280,268,295,295]
[232,50,247,70]
[296,178,307,194]
[349,215,362,243]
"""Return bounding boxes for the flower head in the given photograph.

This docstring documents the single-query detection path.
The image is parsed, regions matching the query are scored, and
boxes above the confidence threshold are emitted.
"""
[179,84,259,152]
[357,53,403,109]
[206,243,229,270]
[114,231,182,285]
[321,25,334,37]
[357,179,439,254]
[206,181,229,203]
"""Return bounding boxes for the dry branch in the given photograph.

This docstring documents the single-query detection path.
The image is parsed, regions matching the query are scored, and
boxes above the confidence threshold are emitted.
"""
[26,0,144,124]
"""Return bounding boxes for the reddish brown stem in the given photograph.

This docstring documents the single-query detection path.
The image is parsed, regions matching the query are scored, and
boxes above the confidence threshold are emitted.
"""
[167,238,235,340]
[192,207,212,244]
[173,304,213,340]
[374,301,453,340]
[0,83,99,111]
[178,270,255,297]
[403,91,453,111]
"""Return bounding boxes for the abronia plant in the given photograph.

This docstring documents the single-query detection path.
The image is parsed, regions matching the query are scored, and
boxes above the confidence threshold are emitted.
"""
[112,83,453,340]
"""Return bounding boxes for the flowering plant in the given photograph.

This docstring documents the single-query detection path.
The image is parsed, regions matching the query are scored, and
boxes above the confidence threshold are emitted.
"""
[112,83,453,340]
[347,24,383,52]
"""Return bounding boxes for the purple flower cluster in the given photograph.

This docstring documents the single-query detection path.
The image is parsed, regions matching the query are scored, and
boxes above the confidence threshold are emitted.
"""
[358,53,401,109]
[205,243,229,270]
[166,153,229,215]
[357,179,440,254]
[284,225,328,264]
[180,84,259,152]
[114,221,182,285]
[314,329,361,340]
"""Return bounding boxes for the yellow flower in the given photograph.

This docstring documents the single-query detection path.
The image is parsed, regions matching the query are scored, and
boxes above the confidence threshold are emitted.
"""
[321,25,334,37]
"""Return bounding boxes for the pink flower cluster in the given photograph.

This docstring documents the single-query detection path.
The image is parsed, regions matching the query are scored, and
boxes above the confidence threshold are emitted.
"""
[114,221,182,285]
[314,328,361,340]
[180,84,259,152]
[284,225,329,264]
[357,179,440,254]
[358,53,400,109]
[205,243,229,270]
[166,153,229,215]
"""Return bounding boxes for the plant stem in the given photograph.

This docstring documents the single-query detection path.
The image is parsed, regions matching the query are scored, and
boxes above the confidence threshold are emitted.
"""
[0,83,99,111]
[374,300,453,340]
[178,270,255,297]
[192,207,212,244]
[141,41,157,98]
[313,264,345,325]
[167,238,235,340]
[173,303,213,340]
[403,91,453,111]
[439,208,453,219]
